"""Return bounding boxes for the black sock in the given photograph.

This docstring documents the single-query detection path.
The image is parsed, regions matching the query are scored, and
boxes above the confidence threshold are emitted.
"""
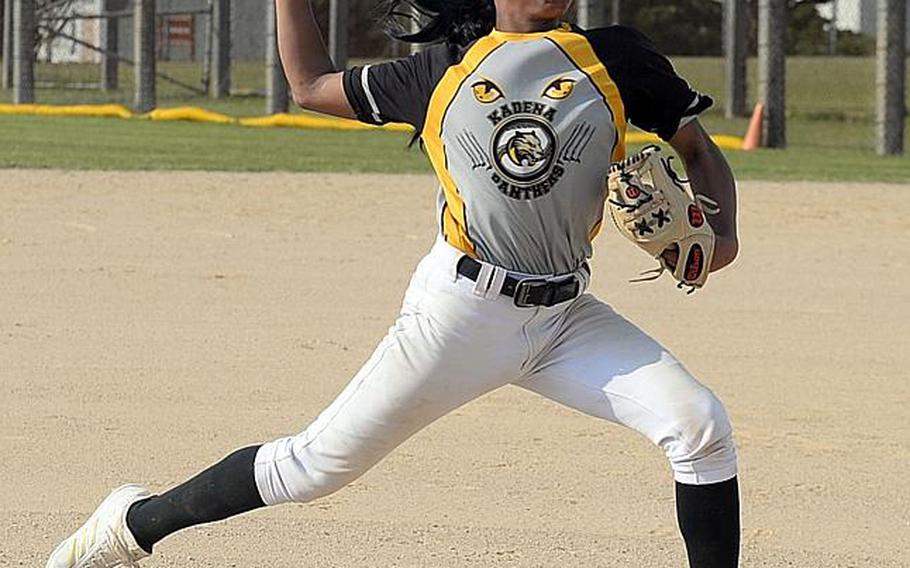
[126,446,265,553]
[675,476,740,568]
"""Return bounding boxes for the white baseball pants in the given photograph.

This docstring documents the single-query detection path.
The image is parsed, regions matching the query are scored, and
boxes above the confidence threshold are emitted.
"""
[254,239,737,506]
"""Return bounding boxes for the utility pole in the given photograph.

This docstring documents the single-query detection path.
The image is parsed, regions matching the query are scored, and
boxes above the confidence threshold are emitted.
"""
[577,0,607,28]
[828,0,838,55]
[100,0,118,91]
[134,0,156,112]
[12,0,34,104]
[329,0,348,69]
[2,0,13,89]
[210,0,231,98]
[758,0,787,148]
[266,0,288,115]
[724,0,748,118]
[875,0,906,155]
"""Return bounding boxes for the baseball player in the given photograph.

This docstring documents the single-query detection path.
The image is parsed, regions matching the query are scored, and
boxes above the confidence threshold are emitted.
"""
[47,1,741,567]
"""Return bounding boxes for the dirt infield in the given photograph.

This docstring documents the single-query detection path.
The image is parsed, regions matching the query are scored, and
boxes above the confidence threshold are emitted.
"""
[1,171,907,567]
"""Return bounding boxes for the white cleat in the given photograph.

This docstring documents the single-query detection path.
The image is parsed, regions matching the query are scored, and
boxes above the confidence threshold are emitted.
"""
[46,484,153,568]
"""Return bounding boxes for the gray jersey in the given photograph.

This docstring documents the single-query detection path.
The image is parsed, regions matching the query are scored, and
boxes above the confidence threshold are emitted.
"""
[344,25,711,275]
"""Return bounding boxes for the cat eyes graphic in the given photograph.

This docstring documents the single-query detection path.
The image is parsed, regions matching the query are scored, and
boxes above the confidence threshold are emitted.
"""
[470,77,577,104]
[543,78,576,100]
[471,80,504,104]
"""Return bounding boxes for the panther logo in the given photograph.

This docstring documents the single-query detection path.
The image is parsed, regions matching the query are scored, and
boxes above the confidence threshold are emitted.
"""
[502,131,548,168]
[490,116,557,186]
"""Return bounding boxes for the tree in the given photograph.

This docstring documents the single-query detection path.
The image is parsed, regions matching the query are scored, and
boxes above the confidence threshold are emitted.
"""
[787,0,832,54]
[619,0,724,55]
[746,0,873,56]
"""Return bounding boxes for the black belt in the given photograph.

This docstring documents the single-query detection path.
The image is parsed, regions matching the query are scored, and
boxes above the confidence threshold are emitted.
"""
[456,256,587,308]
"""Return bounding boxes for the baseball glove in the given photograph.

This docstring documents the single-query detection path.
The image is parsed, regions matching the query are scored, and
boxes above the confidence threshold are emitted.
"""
[606,145,719,293]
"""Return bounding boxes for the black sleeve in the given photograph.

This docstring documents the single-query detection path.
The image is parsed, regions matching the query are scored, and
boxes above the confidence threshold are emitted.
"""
[584,26,713,141]
[342,44,456,131]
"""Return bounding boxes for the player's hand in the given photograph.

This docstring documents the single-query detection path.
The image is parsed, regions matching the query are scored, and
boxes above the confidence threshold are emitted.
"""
[710,236,739,272]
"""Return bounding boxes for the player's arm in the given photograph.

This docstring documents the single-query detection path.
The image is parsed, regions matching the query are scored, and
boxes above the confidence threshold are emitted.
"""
[669,120,739,272]
[588,26,739,274]
[275,0,355,118]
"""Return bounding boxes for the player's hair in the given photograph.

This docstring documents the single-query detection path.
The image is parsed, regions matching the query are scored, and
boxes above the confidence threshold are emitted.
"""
[378,0,496,46]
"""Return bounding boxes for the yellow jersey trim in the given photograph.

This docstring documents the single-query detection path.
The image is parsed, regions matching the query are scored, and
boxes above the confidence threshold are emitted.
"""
[547,28,628,241]
[544,28,627,163]
[422,35,507,256]
[422,25,628,251]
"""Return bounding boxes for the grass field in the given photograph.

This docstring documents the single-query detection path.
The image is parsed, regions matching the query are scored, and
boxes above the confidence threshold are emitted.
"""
[2,57,909,180]
[3,114,909,181]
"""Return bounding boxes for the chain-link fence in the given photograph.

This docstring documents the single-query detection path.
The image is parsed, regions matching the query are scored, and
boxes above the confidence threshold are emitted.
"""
[4,1,201,112]
[1,0,907,153]
[0,0,409,114]
[571,0,905,153]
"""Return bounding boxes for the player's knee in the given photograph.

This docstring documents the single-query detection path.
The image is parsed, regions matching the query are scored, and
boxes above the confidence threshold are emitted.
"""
[663,389,737,485]
[254,436,374,506]
[289,469,359,503]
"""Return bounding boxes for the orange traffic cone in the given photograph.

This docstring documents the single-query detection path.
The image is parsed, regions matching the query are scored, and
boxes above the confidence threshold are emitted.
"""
[741,103,764,151]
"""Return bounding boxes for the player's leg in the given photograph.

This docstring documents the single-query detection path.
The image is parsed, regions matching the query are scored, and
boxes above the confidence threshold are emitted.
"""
[252,295,526,508]
[127,303,512,553]
[515,294,739,568]
[47,242,529,567]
